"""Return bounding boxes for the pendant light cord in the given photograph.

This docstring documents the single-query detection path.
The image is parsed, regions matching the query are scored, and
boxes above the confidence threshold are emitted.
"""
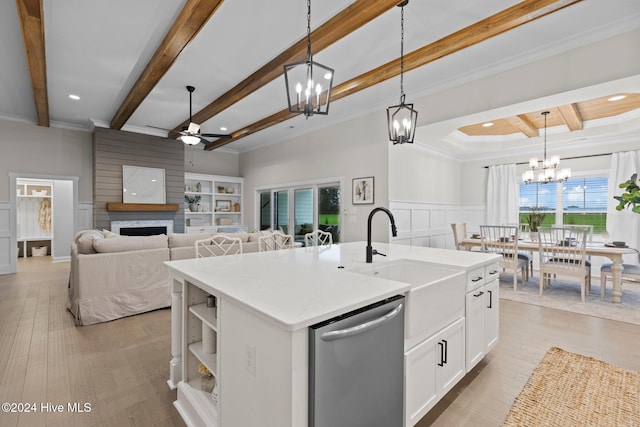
[543,111,548,164]
[306,0,312,61]
[399,3,405,104]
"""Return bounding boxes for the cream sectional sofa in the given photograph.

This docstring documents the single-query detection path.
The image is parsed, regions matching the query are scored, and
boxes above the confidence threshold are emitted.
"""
[68,229,275,325]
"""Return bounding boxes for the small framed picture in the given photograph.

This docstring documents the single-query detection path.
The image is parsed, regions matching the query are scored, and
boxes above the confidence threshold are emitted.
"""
[216,200,232,212]
[353,177,374,205]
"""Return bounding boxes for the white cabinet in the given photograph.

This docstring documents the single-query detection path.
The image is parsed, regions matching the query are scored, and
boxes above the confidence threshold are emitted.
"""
[405,317,465,426]
[175,282,221,426]
[185,173,245,233]
[465,263,500,372]
[16,180,53,257]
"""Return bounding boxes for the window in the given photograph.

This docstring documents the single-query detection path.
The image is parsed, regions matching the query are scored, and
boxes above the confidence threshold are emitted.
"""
[562,177,608,233]
[256,180,341,244]
[519,175,608,233]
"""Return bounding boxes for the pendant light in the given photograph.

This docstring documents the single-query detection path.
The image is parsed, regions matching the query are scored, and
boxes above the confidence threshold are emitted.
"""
[522,111,571,184]
[283,0,334,118]
[387,0,417,145]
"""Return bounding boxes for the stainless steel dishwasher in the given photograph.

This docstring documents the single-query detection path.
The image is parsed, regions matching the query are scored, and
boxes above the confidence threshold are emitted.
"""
[309,295,405,427]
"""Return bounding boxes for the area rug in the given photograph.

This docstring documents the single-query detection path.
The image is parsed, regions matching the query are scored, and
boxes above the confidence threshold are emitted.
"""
[503,347,640,426]
[498,275,640,326]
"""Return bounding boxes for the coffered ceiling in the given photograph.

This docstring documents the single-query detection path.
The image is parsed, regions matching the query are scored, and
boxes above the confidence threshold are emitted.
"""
[2,0,639,155]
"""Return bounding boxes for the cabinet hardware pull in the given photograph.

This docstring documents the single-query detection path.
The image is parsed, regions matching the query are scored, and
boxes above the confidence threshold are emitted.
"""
[320,304,403,341]
[437,341,445,367]
[442,339,448,364]
[487,290,493,308]
[489,270,499,275]
[471,276,483,282]
[473,291,484,297]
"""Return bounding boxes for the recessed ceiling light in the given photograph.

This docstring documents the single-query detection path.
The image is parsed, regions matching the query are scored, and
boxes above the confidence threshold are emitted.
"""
[220,127,227,131]
[68,94,80,100]
[482,122,494,127]
[608,95,626,102]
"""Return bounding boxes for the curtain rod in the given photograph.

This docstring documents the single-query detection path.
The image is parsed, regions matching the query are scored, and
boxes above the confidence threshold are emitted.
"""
[483,152,613,169]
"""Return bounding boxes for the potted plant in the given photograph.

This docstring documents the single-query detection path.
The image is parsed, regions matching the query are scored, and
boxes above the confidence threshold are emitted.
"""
[526,208,546,241]
[185,194,201,212]
[614,173,640,214]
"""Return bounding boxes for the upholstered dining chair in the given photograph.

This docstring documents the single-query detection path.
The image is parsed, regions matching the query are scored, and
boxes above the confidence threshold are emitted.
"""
[195,235,243,257]
[480,225,527,291]
[505,223,534,281]
[600,251,640,298]
[258,231,294,252]
[538,226,590,302]
[304,229,333,247]
[451,223,471,251]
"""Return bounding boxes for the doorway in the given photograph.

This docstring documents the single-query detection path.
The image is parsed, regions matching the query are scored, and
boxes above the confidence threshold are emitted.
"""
[4,173,78,275]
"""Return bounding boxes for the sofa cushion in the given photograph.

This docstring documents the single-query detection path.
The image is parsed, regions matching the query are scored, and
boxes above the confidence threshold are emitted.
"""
[168,232,211,248]
[76,230,104,254]
[248,230,274,242]
[102,229,119,238]
[216,231,250,243]
[93,234,168,253]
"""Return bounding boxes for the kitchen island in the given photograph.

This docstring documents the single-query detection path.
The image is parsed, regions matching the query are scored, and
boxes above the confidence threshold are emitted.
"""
[166,241,500,427]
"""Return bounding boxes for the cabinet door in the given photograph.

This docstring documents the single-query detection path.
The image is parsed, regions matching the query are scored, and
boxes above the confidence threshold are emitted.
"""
[465,289,485,371]
[405,333,438,426]
[484,280,499,352]
[436,317,465,395]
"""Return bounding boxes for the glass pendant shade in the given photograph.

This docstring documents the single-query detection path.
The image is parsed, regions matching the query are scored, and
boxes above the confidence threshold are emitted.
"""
[180,135,200,145]
[284,59,334,117]
[387,98,418,144]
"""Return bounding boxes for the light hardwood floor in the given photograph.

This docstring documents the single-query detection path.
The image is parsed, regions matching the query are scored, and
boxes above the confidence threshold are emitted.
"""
[1,258,639,427]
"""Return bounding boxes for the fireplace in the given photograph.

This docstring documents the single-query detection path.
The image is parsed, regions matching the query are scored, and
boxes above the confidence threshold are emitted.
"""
[111,220,174,236]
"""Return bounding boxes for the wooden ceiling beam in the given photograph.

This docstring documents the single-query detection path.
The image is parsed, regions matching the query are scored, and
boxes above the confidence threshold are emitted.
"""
[557,103,583,131]
[16,0,49,127]
[176,0,402,135]
[110,0,225,130]
[206,0,581,150]
[506,115,539,138]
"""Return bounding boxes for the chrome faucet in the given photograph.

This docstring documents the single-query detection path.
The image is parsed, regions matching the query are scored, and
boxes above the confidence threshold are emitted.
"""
[366,207,398,263]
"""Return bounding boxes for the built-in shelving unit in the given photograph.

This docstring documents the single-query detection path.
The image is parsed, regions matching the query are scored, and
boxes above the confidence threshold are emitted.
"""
[184,173,245,233]
[179,282,221,425]
[16,179,53,257]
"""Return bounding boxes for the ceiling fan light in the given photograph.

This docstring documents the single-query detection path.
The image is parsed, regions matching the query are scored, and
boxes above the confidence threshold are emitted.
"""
[180,135,200,145]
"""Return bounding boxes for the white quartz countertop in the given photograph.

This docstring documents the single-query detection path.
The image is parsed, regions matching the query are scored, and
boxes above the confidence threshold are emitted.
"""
[165,242,499,331]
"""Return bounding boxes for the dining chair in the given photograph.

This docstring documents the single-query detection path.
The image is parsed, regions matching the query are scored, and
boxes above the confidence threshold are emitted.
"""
[504,223,534,280]
[600,251,640,298]
[195,235,243,257]
[304,229,333,247]
[538,226,590,302]
[259,231,294,252]
[479,225,527,291]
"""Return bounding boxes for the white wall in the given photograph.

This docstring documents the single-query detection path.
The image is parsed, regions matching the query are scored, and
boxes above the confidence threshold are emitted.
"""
[184,145,240,177]
[0,119,92,202]
[52,179,75,262]
[240,111,391,243]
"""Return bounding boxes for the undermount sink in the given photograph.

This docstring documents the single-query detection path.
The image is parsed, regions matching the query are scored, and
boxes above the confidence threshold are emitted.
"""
[351,259,466,350]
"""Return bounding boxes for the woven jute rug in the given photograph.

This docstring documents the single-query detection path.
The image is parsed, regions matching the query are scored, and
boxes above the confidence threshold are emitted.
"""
[503,347,640,426]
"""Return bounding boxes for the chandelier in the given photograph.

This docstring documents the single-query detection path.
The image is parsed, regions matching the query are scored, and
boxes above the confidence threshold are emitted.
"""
[522,111,571,184]
[386,0,417,145]
[283,0,334,118]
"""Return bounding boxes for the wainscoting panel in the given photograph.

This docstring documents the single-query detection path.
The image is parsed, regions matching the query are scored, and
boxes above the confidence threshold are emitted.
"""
[390,201,486,249]
[0,202,15,274]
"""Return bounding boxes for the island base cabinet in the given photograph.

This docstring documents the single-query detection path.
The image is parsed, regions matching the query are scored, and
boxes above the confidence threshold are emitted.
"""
[465,278,499,372]
[405,317,465,426]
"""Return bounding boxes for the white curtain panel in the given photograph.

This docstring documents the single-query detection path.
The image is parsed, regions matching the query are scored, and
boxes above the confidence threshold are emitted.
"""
[487,164,519,226]
[607,150,640,257]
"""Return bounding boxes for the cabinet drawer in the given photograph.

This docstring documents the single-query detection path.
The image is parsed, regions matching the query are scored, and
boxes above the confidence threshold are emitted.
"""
[466,267,484,291]
[485,262,500,283]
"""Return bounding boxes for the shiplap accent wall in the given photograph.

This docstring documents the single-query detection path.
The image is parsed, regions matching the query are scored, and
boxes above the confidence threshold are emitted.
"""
[93,128,185,232]
[390,201,486,249]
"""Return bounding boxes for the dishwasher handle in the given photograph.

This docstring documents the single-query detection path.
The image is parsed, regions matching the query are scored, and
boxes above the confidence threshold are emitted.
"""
[320,303,403,342]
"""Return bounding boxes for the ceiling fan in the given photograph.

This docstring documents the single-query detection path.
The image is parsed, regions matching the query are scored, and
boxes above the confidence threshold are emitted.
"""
[148,85,231,146]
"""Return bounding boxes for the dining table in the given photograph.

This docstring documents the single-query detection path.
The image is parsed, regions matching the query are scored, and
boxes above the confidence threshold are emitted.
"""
[462,237,638,303]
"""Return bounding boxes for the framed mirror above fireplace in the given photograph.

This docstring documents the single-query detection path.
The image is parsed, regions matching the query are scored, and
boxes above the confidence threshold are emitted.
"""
[122,165,165,204]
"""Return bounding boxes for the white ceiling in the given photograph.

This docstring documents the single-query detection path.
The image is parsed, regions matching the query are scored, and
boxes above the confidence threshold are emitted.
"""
[1,0,639,156]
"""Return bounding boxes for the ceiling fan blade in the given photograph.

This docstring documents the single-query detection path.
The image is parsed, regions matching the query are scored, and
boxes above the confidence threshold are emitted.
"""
[200,133,233,138]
